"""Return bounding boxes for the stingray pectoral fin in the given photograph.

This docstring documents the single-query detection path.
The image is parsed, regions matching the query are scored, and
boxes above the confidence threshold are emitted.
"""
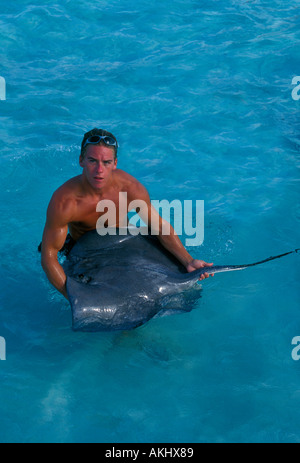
[66,277,117,332]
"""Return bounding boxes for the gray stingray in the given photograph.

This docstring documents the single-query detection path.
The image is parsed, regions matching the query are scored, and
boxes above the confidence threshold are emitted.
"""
[63,229,299,332]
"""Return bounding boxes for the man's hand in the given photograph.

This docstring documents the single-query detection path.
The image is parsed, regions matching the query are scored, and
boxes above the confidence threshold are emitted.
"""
[186,259,214,281]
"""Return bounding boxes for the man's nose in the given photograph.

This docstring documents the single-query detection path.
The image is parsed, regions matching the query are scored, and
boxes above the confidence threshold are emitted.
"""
[96,162,104,173]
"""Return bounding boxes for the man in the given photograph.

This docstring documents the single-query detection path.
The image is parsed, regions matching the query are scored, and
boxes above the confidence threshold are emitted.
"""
[40,128,213,300]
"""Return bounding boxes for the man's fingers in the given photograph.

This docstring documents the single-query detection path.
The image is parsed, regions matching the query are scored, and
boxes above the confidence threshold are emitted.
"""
[199,272,214,281]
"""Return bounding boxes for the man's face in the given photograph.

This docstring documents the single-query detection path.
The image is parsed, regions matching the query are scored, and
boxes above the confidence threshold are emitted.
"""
[80,144,117,190]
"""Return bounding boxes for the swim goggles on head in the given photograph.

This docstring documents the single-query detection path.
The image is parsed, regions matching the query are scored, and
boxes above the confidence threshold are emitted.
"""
[83,135,118,150]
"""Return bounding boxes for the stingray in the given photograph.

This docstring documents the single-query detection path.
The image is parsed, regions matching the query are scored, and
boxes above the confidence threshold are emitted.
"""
[62,230,299,332]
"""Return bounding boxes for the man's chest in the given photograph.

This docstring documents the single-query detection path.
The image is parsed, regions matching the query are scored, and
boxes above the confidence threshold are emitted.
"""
[71,192,130,229]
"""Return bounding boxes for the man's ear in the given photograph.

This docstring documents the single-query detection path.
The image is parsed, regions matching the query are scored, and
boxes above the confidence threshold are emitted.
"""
[113,158,118,170]
[79,155,84,168]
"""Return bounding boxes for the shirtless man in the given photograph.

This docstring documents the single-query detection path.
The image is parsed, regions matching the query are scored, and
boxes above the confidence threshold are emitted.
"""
[41,128,213,300]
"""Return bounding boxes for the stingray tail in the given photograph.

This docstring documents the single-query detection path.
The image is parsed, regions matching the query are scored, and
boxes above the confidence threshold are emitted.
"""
[188,248,300,281]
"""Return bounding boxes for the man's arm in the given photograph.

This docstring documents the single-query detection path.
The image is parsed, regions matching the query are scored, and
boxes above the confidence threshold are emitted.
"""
[41,194,73,299]
[133,183,214,280]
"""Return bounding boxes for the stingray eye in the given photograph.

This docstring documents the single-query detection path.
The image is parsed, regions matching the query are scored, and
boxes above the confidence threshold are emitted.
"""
[77,274,92,284]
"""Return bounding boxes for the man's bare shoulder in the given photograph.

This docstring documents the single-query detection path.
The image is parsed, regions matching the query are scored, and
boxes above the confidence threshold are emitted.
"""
[47,176,82,223]
[114,169,139,185]
[114,169,149,199]
[52,175,82,196]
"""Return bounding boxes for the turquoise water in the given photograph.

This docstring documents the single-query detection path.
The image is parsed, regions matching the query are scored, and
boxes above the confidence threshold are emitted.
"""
[0,0,300,443]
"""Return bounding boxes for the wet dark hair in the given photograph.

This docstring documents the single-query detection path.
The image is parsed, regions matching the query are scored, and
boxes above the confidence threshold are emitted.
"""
[80,128,118,159]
